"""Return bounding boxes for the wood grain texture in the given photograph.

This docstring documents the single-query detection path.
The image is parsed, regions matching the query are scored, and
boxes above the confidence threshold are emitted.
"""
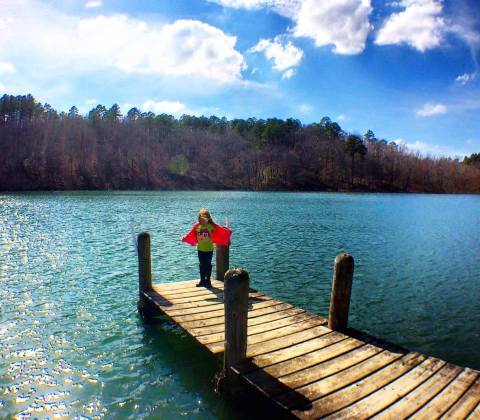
[145,280,480,419]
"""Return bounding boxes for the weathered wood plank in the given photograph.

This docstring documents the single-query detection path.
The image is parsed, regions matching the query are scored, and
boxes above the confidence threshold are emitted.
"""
[291,352,425,418]
[145,281,480,419]
[189,308,307,337]
[240,340,377,397]
[197,314,324,345]
[235,331,347,374]
[156,285,225,298]
[164,298,285,321]
[155,291,265,311]
[269,341,382,390]
[468,402,480,419]
[157,294,269,316]
[373,363,463,420]
[247,313,323,337]
[276,350,408,412]
[175,302,294,326]
[159,291,225,305]
[410,368,478,419]
[206,324,331,355]
[440,377,480,419]
[153,279,207,291]
[326,357,446,419]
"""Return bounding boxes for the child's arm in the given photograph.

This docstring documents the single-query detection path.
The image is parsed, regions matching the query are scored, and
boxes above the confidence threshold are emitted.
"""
[211,223,232,246]
[182,223,199,246]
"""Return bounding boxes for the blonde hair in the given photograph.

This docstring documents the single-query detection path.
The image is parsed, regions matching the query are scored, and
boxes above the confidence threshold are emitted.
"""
[198,208,214,224]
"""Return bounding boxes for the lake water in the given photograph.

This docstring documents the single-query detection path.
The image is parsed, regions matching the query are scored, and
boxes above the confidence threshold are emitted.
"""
[1,191,479,418]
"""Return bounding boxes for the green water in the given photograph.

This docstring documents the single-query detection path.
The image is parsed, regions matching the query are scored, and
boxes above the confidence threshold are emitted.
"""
[1,191,479,418]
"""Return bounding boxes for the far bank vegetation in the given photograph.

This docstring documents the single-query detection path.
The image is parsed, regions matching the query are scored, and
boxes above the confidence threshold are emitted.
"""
[1,94,479,193]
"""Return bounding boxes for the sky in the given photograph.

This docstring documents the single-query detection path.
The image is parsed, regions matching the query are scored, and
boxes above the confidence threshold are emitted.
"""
[0,0,479,158]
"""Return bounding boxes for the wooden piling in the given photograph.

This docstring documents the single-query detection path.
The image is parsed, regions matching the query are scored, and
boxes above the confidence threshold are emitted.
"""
[223,268,249,391]
[139,258,480,418]
[137,232,154,320]
[328,253,354,331]
[138,232,152,294]
[216,245,230,282]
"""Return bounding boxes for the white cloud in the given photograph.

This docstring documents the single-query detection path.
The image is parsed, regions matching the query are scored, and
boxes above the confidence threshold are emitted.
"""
[455,72,477,85]
[375,0,445,52]
[293,0,372,54]
[282,68,295,79]
[336,114,350,121]
[0,1,246,85]
[449,16,480,48]
[249,37,303,78]
[0,62,16,75]
[0,83,5,92]
[416,102,447,117]
[395,139,472,158]
[298,103,312,113]
[85,1,102,8]
[211,0,266,8]
[142,100,190,116]
[210,0,270,8]
[209,0,301,17]
[85,98,98,105]
[79,17,246,83]
[211,0,372,55]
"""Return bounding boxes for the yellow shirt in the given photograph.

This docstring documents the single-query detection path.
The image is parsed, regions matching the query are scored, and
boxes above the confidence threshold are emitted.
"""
[196,223,214,252]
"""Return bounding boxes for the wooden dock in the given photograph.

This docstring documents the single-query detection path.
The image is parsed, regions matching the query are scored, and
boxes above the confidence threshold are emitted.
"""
[136,233,480,419]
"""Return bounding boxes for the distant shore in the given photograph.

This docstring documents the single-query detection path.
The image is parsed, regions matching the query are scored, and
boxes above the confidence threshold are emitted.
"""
[2,94,480,195]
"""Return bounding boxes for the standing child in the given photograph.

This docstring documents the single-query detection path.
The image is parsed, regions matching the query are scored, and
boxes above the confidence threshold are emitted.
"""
[182,208,231,288]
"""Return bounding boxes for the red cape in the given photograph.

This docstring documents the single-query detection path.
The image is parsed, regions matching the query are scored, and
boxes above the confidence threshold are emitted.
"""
[182,223,232,246]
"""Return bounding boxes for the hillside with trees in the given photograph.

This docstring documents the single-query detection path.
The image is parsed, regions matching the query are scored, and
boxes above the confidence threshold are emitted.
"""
[1,94,479,193]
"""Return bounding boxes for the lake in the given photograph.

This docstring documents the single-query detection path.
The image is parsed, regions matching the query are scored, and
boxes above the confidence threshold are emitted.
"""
[1,191,479,418]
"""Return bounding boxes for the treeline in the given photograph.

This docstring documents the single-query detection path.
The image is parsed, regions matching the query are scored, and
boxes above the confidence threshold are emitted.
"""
[1,94,479,192]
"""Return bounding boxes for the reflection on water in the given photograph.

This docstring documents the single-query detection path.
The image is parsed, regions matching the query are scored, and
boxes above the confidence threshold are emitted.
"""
[1,191,479,418]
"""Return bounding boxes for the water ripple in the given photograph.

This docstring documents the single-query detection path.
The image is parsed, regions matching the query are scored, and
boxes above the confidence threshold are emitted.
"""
[1,191,479,418]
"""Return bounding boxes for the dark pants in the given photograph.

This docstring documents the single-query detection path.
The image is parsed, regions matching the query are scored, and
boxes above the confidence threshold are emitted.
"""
[198,250,213,283]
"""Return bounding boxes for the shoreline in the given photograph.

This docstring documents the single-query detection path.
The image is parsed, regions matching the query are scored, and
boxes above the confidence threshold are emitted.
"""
[1,187,479,195]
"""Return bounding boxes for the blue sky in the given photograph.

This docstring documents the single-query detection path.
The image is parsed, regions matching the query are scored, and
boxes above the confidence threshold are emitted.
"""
[0,0,479,157]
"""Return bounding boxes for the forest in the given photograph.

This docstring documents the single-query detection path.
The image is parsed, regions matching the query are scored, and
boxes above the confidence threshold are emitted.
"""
[1,94,479,193]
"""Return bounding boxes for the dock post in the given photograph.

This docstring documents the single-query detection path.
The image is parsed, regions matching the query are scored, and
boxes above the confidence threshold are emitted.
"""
[216,245,230,282]
[137,232,154,320]
[328,253,354,331]
[223,268,249,393]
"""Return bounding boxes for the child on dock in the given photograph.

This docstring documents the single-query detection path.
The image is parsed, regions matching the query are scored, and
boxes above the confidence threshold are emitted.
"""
[182,208,231,288]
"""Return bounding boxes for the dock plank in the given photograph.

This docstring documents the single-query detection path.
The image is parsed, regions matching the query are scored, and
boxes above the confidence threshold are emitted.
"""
[410,368,478,419]
[189,307,306,336]
[145,281,480,419]
[235,331,347,374]
[373,363,463,419]
[469,402,480,419]
[155,291,265,311]
[194,313,318,344]
[239,341,379,397]
[177,302,295,326]
[291,352,426,418]
[167,300,291,323]
[326,357,446,419]
[268,342,382,388]
[196,311,315,342]
[440,377,480,419]
[275,350,407,412]
[159,295,272,316]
